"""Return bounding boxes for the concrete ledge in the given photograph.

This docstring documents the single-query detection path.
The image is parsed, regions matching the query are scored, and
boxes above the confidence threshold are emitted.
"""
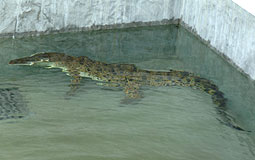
[1,0,255,80]
[0,19,180,38]
[0,0,178,35]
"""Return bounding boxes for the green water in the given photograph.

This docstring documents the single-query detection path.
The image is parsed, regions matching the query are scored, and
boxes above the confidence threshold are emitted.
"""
[0,25,255,160]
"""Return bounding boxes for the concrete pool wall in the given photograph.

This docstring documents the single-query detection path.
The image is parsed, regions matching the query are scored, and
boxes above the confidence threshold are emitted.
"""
[1,0,255,80]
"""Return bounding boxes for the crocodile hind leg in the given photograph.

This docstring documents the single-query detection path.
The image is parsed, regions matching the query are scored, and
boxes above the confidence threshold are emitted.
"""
[121,81,143,104]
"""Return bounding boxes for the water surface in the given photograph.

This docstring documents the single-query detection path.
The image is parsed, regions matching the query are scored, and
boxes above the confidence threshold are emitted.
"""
[0,25,254,160]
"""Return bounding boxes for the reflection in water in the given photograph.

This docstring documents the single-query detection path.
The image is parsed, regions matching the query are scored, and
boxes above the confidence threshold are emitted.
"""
[0,25,255,160]
[0,87,28,120]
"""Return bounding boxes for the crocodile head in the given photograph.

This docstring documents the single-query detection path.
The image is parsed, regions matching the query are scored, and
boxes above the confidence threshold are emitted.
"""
[9,52,68,67]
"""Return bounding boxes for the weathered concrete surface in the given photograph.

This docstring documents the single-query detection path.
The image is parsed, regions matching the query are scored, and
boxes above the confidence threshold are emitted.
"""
[0,0,255,80]
[176,0,255,80]
[0,0,178,35]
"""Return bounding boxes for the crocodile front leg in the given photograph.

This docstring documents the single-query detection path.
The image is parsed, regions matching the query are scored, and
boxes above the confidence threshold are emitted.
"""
[121,81,143,104]
[66,70,82,96]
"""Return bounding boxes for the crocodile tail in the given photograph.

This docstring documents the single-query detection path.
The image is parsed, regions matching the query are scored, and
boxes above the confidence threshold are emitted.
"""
[194,77,227,108]
[168,71,227,108]
[194,77,250,132]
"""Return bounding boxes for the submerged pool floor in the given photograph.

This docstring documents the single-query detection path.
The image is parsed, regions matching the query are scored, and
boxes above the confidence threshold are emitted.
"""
[0,25,255,159]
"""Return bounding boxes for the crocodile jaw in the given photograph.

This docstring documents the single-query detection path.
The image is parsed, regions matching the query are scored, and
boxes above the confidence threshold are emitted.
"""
[9,61,35,66]
[9,58,35,65]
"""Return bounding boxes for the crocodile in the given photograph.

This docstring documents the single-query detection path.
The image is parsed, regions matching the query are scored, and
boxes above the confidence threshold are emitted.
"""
[9,52,246,131]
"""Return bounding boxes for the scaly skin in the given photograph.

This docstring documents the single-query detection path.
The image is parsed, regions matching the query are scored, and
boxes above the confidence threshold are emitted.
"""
[9,52,246,131]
